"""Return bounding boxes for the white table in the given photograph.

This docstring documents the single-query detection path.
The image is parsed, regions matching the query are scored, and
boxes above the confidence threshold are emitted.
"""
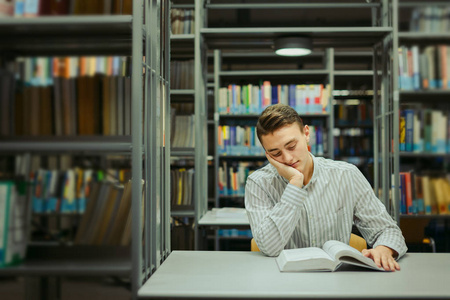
[198,209,250,227]
[138,251,450,299]
[198,209,250,250]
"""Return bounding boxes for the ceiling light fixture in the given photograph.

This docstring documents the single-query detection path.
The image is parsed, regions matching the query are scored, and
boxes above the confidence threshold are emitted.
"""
[274,37,312,56]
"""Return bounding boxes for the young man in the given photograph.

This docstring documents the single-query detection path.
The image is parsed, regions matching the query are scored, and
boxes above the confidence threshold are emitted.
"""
[245,104,407,271]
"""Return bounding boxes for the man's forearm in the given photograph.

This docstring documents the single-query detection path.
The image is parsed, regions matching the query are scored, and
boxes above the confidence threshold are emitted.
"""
[246,183,306,256]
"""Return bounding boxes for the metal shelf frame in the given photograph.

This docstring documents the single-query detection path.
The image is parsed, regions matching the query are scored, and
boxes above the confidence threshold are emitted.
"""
[219,69,329,77]
[205,2,381,10]
[201,27,394,50]
[0,142,131,153]
[168,0,209,251]
[0,1,171,300]
[201,1,397,231]
[398,32,450,43]
[394,0,450,226]
[194,0,209,250]
[0,16,134,56]
[372,0,399,222]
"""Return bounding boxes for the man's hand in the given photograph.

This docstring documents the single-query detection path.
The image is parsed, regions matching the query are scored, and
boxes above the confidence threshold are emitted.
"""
[265,153,304,188]
[362,245,400,271]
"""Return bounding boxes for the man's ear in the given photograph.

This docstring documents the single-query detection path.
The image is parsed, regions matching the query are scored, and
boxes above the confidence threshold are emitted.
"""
[303,125,310,143]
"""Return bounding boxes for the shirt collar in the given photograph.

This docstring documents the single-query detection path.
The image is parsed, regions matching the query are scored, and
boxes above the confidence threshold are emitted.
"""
[304,152,319,189]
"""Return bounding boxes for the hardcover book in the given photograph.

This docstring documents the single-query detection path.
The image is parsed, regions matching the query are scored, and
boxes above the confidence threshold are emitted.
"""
[276,240,386,272]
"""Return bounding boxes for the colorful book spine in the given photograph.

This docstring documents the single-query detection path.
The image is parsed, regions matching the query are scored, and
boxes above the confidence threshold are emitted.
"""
[404,109,414,152]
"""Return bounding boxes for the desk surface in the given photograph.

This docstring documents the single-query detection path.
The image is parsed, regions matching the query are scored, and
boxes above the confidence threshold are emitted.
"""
[138,251,450,299]
[198,209,249,226]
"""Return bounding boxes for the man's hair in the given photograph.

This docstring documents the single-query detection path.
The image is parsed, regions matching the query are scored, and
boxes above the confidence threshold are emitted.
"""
[256,104,304,143]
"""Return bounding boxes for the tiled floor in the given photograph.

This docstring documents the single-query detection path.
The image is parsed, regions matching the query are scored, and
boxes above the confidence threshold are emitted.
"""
[0,277,131,300]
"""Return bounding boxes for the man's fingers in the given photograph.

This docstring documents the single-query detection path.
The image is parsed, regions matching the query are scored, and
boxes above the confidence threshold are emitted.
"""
[363,246,400,272]
[265,153,278,165]
[393,260,400,271]
[372,252,382,268]
[388,258,397,271]
[384,256,399,272]
[381,255,391,271]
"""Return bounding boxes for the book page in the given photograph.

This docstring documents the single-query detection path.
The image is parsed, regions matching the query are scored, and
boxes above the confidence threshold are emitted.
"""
[322,240,384,271]
[283,247,332,262]
[276,247,338,272]
[322,240,362,258]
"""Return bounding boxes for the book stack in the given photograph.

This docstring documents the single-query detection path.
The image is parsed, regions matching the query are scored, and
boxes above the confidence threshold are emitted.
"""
[170,168,194,207]
[170,8,195,35]
[335,101,373,127]
[399,108,449,153]
[409,6,450,33]
[218,161,264,196]
[334,128,373,157]
[0,181,27,267]
[30,167,131,214]
[73,180,137,246]
[396,172,450,215]
[398,45,450,91]
[217,125,263,156]
[170,60,194,90]
[1,56,132,137]
[218,83,330,115]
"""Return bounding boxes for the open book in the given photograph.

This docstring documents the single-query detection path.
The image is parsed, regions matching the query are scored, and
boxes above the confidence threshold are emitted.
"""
[276,240,386,272]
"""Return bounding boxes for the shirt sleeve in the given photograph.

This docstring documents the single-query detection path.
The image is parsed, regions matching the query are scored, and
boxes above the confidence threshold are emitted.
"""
[350,166,408,259]
[245,176,307,257]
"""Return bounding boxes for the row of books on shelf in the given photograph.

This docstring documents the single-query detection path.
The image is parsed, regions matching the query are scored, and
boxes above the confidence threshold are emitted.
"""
[398,45,450,91]
[170,8,194,35]
[218,161,264,196]
[218,83,330,115]
[333,129,373,157]
[170,168,194,207]
[334,102,373,126]
[1,74,131,137]
[409,6,450,33]
[0,181,27,267]
[217,125,263,156]
[170,114,195,148]
[217,229,253,238]
[399,108,449,153]
[1,178,136,267]
[73,180,137,246]
[307,125,327,157]
[0,0,132,17]
[31,167,131,214]
[170,60,194,90]
[397,172,450,215]
[10,56,130,84]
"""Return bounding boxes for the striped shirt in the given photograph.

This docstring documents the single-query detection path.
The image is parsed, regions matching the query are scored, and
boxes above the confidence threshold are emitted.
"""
[245,153,407,258]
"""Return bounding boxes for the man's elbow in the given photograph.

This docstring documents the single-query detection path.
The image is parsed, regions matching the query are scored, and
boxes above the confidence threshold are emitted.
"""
[258,243,283,257]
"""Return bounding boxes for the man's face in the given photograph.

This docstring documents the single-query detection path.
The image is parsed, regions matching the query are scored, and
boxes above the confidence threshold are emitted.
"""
[261,123,310,174]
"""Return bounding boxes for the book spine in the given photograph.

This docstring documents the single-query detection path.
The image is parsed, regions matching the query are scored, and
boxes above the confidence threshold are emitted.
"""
[404,109,414,152]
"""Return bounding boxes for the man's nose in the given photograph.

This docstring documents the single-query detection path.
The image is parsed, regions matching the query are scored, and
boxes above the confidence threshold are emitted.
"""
[283,152,293,163]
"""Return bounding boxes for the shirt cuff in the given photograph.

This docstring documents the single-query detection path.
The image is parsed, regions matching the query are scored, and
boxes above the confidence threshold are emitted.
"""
[373,240,408,260]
